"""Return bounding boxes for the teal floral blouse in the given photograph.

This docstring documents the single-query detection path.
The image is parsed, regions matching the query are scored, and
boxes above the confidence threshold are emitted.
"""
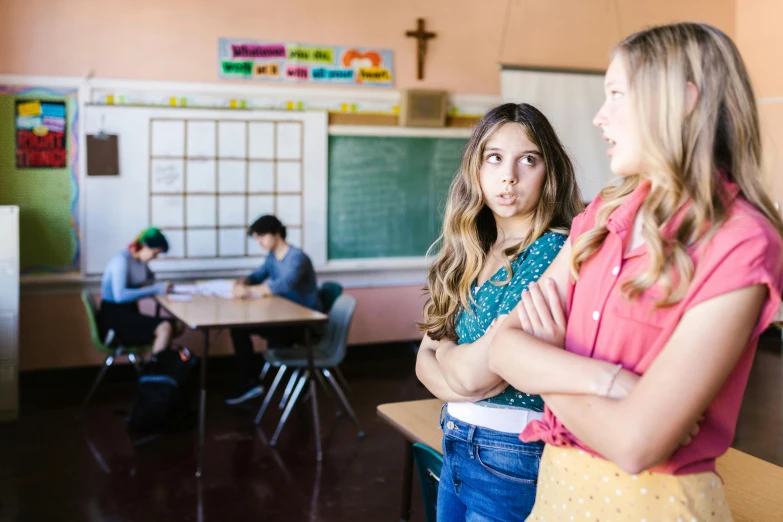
[454,232,567,412]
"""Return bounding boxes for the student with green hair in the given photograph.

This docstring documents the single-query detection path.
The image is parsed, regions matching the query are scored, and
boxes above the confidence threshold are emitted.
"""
[99,227,176,353]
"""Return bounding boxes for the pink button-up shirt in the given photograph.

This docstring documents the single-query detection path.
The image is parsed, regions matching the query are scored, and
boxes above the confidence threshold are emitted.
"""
[522,177,783,475]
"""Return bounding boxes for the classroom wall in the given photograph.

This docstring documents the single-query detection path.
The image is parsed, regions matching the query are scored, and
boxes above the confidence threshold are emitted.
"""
[6,0,741,370]
[736,0,783,207]
[0,0,735,96]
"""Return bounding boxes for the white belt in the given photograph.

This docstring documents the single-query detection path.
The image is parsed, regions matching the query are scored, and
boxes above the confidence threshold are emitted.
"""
[447,401,544,434]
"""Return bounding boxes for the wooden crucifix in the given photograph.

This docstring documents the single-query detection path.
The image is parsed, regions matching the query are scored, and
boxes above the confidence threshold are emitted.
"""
[406,18,436,80]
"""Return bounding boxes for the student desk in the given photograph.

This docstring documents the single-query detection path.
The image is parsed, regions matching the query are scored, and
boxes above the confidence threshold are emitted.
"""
[378,399,783,522]
[156,294,327,477]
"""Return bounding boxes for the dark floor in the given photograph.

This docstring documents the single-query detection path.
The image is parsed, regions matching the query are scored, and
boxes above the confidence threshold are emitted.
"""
[1,335,782,522]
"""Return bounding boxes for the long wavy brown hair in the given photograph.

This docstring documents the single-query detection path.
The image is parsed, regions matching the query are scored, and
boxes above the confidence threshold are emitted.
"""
[570,23,783,306]
[419,103,584,341]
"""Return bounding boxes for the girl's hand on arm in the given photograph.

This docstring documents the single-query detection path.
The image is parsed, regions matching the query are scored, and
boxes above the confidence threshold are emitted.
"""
[490,277,634,397]
[505,252,644,401]
[517,279,567,348]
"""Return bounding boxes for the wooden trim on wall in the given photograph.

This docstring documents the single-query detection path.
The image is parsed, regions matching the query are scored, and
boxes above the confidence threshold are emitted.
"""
[328,113,398,126]
[446,115,480,128]
[328,113,480,129]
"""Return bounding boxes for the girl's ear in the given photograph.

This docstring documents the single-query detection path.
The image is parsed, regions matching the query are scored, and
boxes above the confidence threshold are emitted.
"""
[685,81,699,116]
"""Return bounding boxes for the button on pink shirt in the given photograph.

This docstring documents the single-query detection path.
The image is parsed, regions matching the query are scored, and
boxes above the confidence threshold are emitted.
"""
[521,177,783,475]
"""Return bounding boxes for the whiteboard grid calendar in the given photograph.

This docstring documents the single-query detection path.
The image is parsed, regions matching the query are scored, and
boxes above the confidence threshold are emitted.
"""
[84,106,325,275]
[148,118,305,260]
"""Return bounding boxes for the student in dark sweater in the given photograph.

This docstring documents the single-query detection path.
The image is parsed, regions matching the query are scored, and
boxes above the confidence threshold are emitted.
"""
[226,215,322,405]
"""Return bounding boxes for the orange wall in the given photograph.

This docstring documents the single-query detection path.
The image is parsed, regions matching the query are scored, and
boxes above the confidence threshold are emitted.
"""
[499,0,735,72]
[736,0,783,206]
[0,0,734,96]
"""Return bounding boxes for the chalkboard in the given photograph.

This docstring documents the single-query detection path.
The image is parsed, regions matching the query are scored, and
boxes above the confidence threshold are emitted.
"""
[328,135,468,260]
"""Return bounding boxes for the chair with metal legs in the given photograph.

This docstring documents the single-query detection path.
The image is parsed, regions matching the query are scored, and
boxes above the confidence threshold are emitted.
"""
[255,365,287,424]
[80,291,152,416]
[254,357,336,425]
[314,281,347,397]
[331,366,352,395]
[254,294,365,445]
[278,368,301,408]
[257,282,344,384]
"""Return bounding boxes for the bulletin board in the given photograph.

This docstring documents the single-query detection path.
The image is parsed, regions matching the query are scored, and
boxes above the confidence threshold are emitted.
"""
[0,86,80,274]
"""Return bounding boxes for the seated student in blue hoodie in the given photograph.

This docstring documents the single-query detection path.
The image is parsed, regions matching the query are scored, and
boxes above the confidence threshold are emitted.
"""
[226,215,321,405]
[99,227,175,354]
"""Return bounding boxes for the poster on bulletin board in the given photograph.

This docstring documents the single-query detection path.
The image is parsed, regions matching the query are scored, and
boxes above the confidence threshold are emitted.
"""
[15,100,67,168]
[218,38,395,87]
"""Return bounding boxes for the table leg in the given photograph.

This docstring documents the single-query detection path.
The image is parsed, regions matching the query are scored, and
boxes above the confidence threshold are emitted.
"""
[196,328,209,478]
[310,377,323,461]
[197,472,204,522]
[305,327,323,461]
[400,439,414,522]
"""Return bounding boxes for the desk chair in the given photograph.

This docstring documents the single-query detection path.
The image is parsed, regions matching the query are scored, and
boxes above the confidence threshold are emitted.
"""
[259,281,350,395]
[318,281,343,312]
[315,282,351,392]
[80,291,151,415]
[254,294,364,446]
[412,443,443,522]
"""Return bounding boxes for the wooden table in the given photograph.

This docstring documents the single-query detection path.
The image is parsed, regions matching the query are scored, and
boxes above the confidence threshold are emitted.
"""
[157,294,327,476]
[378,399,783,522]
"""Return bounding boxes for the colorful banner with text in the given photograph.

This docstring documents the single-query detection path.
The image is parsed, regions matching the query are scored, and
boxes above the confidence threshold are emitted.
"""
[218,38,394,87]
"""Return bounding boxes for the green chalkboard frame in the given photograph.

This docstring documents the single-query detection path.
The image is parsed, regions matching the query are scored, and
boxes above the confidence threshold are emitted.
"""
[327,135,467,260]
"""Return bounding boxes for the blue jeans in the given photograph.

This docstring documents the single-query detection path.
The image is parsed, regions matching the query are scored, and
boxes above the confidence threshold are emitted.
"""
[436,411,544,522]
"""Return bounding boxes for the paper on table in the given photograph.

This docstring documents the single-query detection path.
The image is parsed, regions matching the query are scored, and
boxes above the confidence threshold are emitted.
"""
[197,279,232,292]
[169,279,257,300]
[197,279,235,299]
[172,284,199,294]
[168,294,193,302]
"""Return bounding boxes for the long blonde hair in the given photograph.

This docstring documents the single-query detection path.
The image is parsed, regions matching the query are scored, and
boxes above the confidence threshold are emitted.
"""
[420,103,584,341]
[571,23,783,305]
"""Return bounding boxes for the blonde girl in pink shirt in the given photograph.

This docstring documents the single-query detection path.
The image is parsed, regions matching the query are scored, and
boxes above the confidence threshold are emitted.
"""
[487,23,783,520]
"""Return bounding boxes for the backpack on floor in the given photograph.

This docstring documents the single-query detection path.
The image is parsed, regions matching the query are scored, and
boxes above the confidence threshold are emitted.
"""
[127,346,198,434]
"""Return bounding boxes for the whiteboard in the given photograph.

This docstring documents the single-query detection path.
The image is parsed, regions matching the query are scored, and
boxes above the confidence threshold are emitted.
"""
[83,106,327,275]
[500,68,613,201]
